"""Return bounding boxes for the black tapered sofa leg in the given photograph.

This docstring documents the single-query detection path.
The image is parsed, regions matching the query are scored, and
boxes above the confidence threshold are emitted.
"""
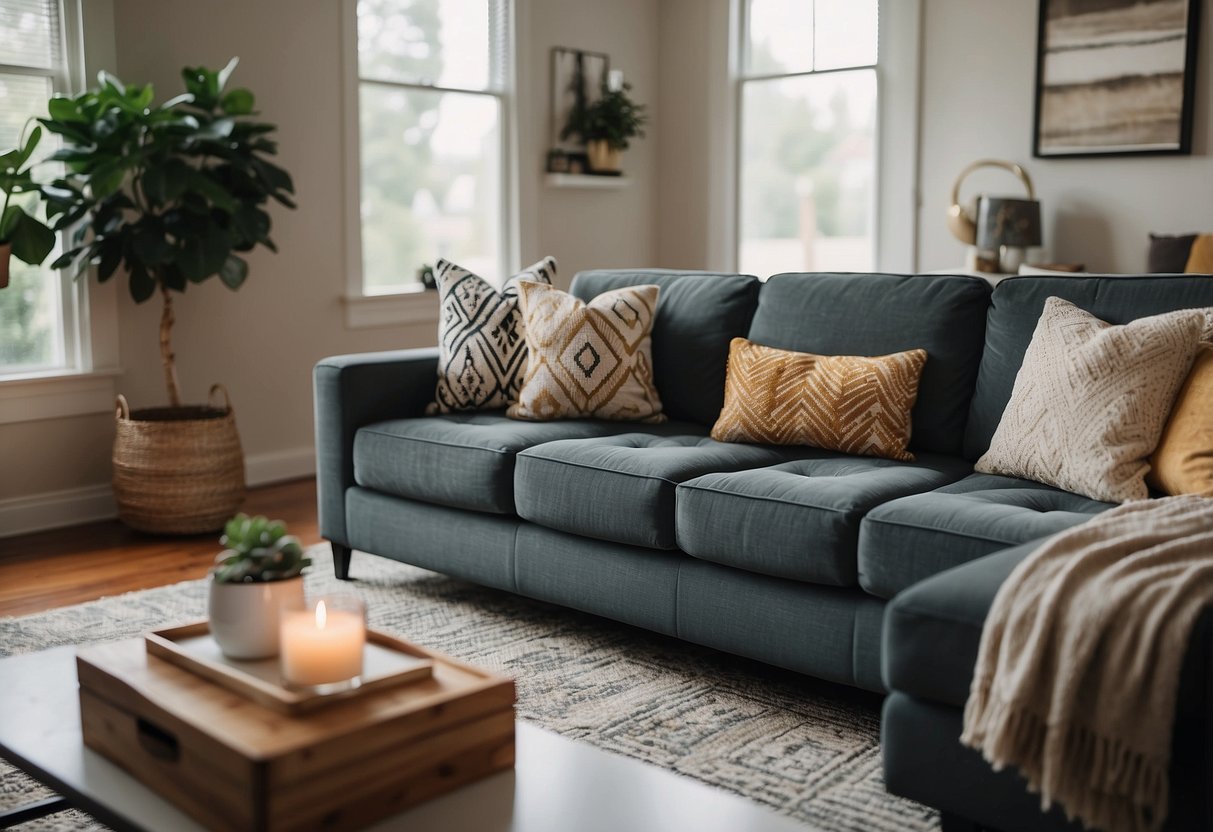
[331,542,353,580]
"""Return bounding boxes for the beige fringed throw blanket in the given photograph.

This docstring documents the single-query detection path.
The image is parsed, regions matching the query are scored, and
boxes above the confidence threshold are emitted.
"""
[961,495,1213,832]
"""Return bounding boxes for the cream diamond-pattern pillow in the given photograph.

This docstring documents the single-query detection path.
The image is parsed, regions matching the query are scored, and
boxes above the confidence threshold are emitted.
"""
[975,296,1210,502]
[508,282,665,423]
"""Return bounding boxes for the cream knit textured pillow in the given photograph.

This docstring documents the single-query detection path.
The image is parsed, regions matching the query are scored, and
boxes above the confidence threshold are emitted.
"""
[975,297,1209,502]
[507,282,665,423]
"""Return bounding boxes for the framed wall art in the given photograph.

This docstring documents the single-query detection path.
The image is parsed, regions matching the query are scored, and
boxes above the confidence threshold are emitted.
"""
[550,47,609,153]
[1033,0,1201,157]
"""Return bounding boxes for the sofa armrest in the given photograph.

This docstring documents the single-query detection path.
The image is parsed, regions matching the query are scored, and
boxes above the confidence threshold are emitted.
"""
[313,347,439,544]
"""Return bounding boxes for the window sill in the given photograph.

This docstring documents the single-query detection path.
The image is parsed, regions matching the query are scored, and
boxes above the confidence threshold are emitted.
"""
[344,289,441,329]
[0,368,122,425]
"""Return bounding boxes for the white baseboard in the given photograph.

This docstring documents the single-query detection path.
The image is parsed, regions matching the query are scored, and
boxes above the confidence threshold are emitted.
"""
[0,446,316,538]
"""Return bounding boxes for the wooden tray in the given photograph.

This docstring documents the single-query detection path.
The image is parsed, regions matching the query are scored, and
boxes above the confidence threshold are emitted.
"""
[145,621,433,714]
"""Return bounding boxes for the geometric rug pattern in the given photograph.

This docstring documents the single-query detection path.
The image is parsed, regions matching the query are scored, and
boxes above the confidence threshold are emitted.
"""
[0,545,939,831]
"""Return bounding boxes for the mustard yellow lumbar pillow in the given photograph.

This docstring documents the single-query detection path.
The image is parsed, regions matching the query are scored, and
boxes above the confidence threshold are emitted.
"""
[507,281,665,423]
[1149,342,1213,496]
[710,338,927,461]
[1184,234,1213,274]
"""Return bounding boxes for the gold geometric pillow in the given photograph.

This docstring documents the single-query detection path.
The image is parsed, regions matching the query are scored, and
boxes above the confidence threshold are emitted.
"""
[507,282,665,423]
[1147,342,1213,496]
[710,338,927,461]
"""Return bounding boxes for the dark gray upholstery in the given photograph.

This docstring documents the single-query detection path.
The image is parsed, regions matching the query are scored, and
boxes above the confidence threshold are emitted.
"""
[857,473,1113,600]
[746,273,992,456]
[676,452,972,586]
[570,269,761,425]
[353,412,696,515]
[515,432,797,549]
[964,274,1213,458]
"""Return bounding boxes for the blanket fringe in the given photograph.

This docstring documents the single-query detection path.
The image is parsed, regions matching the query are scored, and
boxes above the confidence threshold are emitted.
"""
[962,679,1169,832]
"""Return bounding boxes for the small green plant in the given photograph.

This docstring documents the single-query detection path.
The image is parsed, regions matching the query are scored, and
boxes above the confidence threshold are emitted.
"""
[0,125,55,270]
[581,83,648,150]
[213,514,311,583]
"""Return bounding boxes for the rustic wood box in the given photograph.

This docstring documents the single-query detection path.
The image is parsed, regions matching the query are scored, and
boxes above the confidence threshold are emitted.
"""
[77,637,515,831]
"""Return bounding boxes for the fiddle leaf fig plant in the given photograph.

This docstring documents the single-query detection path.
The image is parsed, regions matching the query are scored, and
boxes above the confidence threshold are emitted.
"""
[581,82,647,151]
[38,58,295,407]
[0,125,56,268]
[213,514,311,584]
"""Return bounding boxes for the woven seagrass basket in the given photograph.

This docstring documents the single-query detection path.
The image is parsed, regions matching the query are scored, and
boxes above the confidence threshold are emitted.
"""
[112,384,246,534]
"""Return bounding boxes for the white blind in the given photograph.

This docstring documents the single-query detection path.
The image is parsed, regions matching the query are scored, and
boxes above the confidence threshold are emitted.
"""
[0,0,62,70]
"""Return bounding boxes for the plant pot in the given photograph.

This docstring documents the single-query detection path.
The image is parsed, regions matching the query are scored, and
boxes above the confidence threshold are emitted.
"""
[1,242,11,290]
[586,140,621,173]
[112,384,246,535]
[208,575,305,659]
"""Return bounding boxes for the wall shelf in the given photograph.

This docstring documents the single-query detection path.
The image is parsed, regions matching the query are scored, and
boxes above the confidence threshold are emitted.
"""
[544,173,630,189]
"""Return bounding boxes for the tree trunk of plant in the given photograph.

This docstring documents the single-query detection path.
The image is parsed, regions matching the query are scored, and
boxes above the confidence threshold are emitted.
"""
[160,283,183,408]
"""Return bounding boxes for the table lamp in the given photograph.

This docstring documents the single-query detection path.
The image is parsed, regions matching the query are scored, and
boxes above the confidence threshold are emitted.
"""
[976,196,1042,273]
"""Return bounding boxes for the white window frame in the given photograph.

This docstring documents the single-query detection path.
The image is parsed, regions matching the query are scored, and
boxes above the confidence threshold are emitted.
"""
[729,0,922,274]
[0,0,121,425]
[340,0,518,329]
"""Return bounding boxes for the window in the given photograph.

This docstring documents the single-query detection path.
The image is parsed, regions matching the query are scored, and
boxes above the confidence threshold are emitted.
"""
[0,0,75,376]
[737,0,878,276]
[351,0,511,296]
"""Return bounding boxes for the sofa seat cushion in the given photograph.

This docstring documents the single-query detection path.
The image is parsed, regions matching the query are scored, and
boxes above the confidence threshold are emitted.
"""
[514,434,805,549]
[676,452,972,586]
[857,473,1113,599]
[353,412,697,514]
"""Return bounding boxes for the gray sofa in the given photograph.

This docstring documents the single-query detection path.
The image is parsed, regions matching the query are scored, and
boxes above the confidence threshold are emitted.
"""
[314,269,1213,831]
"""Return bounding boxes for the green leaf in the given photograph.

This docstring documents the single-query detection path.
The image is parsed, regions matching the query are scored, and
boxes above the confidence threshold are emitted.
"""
[159,93,194,111]
[98,70,126,96]
[47,96,85,123]
[128,260,156,302]
[97,237,124,281]
[133,84,154,110]
[160,264,186,292]
[220,88,254,116]
[89,159,127,198]
[176,224,232,282]
[219,254,247,289]
[9,211,56,265]
[16,126,42,167]
[50,247,81,270]
[132,226,170,266]
[0,205,21,239]
[216,57,239,92]
[185,169,238,213]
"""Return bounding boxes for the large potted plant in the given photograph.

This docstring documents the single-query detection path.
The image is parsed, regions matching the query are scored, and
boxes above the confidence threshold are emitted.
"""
[580,83,647,174]
[37,60,295,533]
[0,126,55,289]
[209,514,310,659]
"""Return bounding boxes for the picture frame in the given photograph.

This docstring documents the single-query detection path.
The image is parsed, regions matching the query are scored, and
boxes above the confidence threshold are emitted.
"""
[550,47,609,153]
[1032,0,1201,158]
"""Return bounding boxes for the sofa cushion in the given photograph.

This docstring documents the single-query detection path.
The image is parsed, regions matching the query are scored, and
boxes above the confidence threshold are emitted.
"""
[514,433,805,549]
[676,452,972,586]
[857,473,1113,599]
[964,274,1213,459]
[747,273,991,457]
[353,412,696,514]
[570,269,761,425]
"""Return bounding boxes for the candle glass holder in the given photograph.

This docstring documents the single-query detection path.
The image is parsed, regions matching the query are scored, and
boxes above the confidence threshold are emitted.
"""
[279,593,367,694]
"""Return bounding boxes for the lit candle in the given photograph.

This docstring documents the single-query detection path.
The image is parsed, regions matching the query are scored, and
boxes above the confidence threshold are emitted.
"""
[279,595,366,687]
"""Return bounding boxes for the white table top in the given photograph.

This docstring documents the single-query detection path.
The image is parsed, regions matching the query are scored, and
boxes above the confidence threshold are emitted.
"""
[0,646,807,832]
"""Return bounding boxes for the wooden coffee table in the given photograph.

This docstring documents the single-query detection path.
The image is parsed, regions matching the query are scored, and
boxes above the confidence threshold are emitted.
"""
[0,646,809,831]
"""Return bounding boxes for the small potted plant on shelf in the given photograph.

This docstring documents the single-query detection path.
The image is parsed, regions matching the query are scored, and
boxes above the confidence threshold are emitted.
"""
[580,82,647,174]
[0,126,55,290]
[209,514,311,660]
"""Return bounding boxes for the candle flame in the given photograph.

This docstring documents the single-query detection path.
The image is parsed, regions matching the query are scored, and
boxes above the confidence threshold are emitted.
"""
[316,599,327,629]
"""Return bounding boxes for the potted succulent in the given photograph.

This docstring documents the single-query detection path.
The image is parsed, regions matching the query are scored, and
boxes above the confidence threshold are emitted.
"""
[580,83,648,174]
[36,59,295,534]
[0,126,55,289]
[209,514,311,659]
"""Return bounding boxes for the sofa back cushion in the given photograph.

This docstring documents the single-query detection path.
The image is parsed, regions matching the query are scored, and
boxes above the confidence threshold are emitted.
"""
[746,273,992,456]
[570,269,761,424]
[964,274,1213,459]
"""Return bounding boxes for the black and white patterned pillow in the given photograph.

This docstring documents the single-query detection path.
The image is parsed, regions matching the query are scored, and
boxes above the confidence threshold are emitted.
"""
[427,256,557,413]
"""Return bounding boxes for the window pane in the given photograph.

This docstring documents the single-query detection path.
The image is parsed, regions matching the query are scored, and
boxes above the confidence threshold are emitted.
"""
[739,70,876,277]
[358,85,501,292]
[814,0,877,70]
[0,71,63,373]
[746,0,813,76]
[0,0,60,70]
[358,0,507,91]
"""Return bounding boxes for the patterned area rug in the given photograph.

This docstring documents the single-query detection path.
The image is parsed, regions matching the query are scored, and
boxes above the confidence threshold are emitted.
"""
[0,545,939,831]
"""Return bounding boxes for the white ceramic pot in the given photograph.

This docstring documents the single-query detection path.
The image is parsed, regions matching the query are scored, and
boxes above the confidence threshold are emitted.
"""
[208,576,305,659]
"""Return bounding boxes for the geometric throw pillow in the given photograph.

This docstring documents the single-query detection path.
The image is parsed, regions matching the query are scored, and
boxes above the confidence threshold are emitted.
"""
[428,256,556,414]
[507,281,665,423]
[709,338,927,461]
[974,297,1209,502]
[1148,343,1213,496]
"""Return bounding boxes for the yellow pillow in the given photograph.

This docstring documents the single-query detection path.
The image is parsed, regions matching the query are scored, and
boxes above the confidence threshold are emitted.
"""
[1185,234,1213,274]
[710,338,927,461]
[1148,342,1213,496]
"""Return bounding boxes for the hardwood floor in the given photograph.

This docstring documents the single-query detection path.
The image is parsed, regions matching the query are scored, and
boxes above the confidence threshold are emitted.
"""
[0,478,322,617]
